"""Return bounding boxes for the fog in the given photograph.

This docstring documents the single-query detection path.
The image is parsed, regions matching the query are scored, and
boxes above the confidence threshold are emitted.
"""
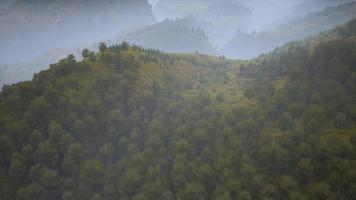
[152,0,354,46]
[153,0,301,31]
[1,0,355,86]
[0,0,15,10]
[0,0,155,65]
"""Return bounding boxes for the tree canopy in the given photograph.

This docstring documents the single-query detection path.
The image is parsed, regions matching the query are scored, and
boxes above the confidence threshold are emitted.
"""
[0,18,356,199]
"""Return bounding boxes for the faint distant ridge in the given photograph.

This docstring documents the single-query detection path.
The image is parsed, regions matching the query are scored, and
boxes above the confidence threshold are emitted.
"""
[0,0,156,65]
[113,18,217,55]
[221,1,356,59]
[290,0,355,19]
[152,0,251,47]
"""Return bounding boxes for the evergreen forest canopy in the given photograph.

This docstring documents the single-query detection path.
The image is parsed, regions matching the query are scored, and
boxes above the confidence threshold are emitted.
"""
[0,17,355,200]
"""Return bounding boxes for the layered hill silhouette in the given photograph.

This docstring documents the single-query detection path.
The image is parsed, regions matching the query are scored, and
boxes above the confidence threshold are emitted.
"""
[0,18,217,86]
[114,18,217,55]
[0,0,155,65]
[221,1,356,59]
[2,0,356,88]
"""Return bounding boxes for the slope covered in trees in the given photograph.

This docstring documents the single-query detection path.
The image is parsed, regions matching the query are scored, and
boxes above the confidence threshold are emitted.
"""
[0,19,355,200]
[0,43,98,86]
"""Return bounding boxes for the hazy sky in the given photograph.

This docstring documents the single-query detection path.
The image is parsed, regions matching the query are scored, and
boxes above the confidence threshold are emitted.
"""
[148,0,160,7]
[1,0,355,86]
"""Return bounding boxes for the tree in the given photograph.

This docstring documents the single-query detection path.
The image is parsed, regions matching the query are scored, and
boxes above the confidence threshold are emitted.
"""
[16,183,46,200]
[67,54,76,63]
[10,152,27,182]
[334,113,350,129]
[34,140,58,167]
[82,49,90,59]
[120,41,129,51]
[119,168,142,196]
[91,193,104,200]
[99,43,108,52]
[78,159,104,198]
[279,112,295,131]
[177,182,207,200]
[97,143,114,164]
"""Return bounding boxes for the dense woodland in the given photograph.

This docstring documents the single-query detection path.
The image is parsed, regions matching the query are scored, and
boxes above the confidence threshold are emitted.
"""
[0,18,355,200]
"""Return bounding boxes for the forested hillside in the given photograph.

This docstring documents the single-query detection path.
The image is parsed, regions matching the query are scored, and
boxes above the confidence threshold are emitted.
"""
[0,43,98,86]
[0,19,355,200]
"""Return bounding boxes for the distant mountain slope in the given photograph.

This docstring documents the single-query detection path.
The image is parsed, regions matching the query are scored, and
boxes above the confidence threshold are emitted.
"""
[113,18,217,55]
[0,0,155,65]
[153,0,251,46]
[0,45,89,87]
[0,18,217,86]
[221,2,356,59]
[290,0,354,19]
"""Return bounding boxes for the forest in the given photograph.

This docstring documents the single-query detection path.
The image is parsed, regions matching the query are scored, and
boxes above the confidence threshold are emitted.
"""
[0,17,355,200]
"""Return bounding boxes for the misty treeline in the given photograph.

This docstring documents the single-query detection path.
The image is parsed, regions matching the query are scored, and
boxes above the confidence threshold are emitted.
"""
[114,18,216,55]
[1,0,356,87]
[0,0,155,65]
[1,0,354,65]
[221,1,356,58]
[0,18,355,200]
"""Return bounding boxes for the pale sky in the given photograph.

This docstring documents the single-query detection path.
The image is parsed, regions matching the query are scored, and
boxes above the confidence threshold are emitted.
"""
[148,0,160,7]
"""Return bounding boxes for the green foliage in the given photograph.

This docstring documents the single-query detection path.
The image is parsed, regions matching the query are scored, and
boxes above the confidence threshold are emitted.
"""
[0,19,356,199]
